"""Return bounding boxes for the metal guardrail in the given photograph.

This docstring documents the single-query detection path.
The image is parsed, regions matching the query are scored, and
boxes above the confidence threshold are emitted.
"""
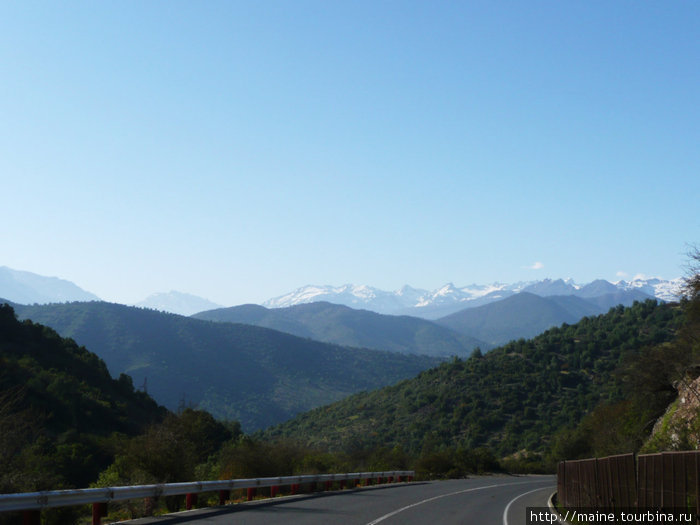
[0,470,415,524]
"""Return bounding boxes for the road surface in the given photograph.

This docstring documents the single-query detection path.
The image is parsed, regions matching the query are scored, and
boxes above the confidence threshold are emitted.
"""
[119,475,556,525]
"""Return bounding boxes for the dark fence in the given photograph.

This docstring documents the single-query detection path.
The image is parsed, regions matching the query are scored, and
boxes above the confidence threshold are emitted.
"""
[559,451,700,516]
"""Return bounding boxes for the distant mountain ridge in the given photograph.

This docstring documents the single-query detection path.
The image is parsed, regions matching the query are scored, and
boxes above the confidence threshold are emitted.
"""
[193,301,489,357]
[263,277,682,318]
[134,291,223,316]
[0,266,222,316]
[434,289,655,346]
[197,289,658,352]
[0,265,682,318]
[0,266,100,304]
[9,300,440,431]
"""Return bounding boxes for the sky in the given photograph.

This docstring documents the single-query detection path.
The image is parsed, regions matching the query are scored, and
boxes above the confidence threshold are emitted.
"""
[1,1,698,306]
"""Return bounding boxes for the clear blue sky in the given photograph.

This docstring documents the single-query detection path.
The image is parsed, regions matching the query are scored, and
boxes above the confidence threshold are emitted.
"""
[1,1,698,305]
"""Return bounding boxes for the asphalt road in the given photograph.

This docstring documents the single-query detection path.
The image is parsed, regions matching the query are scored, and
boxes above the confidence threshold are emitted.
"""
[119,475,556,525]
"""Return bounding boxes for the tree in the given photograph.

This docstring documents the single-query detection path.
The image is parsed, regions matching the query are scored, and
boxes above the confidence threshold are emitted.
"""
[96,409,236,485]
[681,245,700,354]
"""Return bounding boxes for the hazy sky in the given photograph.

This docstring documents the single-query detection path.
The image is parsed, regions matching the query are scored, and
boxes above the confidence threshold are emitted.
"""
[2,1,698,305]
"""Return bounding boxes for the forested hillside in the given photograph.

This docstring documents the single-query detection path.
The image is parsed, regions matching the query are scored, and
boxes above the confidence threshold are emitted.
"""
[435,290,655,345]
[550,254,700,459]
[10,301,440,430]
[263,300,682,461]
[193,301,489,357]
[0,304,166,493]
[0,304,240,524]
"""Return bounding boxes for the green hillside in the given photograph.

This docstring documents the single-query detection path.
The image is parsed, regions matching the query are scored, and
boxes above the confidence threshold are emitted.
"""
[262,300,682,457]
[193,301,489,357]
[11,301,440,431]
[0,304,166,493]
[434,291,652,346]
[435,292,593,345]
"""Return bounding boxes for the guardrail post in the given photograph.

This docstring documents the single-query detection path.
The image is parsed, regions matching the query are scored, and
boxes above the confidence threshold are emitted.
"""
[325,481,332,491]
[218,490,229,505]
[290,483,297,495]
[246,488,256,501]
[185,493,197,510]
[270,486,278,497]
[92,502,107,525]
[144,496,155,516]
[23,510,40,525]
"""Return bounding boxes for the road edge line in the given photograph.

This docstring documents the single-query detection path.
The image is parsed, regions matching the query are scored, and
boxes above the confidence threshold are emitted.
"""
[502,485,554,525]
[547,491,572,524]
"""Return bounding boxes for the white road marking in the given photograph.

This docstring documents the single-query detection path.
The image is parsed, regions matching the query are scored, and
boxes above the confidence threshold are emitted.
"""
[366,480,551,525]
[502,485,554,525]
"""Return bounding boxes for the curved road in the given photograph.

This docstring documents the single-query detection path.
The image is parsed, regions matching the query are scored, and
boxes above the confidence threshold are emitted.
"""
[121,475,556,525]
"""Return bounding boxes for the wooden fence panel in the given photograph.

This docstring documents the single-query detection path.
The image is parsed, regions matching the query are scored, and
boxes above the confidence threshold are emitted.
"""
[558,452,700,513]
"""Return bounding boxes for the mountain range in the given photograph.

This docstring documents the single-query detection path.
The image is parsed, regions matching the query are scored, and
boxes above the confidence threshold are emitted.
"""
[0,265,682,354]
[7,300,439,431]
[0,266,681,319]
[434,289,655,346]
[193,301,489,357]
[194,287,662,352]
[263,278,683,319]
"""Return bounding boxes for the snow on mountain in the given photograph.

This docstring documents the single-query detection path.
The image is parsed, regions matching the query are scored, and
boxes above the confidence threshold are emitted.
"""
[395,285,426,305]
[415,283,464,307]
[522,278,579,296]
[134,291,223,316]
[413,282,529,308]
[615,277,684,302]
[263,277,682,318]
[262,284,420,314]
[0,266,100,304]
[460,282,516,298]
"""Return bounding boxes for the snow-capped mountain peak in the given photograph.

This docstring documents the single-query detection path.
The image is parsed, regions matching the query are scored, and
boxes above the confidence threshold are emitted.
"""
[262,284,416,314]
[614,277,684,302]
[263,277,682,319]
[436,283,458,296]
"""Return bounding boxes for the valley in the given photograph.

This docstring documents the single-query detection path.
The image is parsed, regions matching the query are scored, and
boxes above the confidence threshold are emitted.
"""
[7,300,440,431]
